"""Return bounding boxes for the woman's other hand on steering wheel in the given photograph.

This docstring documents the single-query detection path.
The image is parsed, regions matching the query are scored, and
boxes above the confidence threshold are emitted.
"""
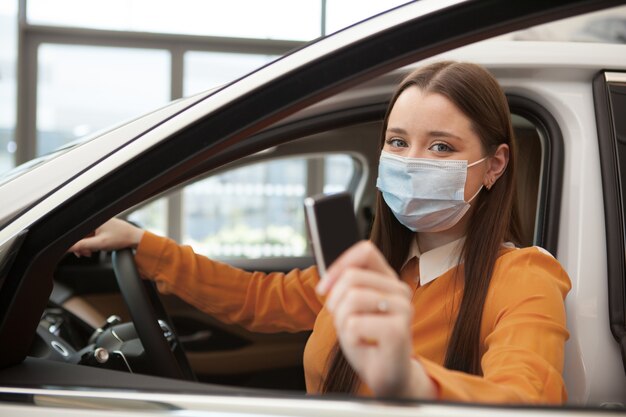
[69,218,144,258]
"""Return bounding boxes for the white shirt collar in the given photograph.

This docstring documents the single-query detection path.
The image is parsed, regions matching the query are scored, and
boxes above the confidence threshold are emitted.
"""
[403,236,465,286]
[403,238,518,286]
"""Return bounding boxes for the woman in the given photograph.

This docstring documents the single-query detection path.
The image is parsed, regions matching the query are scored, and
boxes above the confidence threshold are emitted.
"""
[70,61,570,403]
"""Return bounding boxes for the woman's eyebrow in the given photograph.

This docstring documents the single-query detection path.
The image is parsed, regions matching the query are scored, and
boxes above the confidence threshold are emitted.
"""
[429,130,462,140]
[386,127,463,141]
[386,127,408,134]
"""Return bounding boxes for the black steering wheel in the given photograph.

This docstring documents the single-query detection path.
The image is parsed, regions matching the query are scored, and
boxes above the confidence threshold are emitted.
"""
[112,248,195,381]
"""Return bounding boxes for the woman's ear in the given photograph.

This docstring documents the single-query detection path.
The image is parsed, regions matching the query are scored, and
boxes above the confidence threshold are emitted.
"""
[484,144,509,190]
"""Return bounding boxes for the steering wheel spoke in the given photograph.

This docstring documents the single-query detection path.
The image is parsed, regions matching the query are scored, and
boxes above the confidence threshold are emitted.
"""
[112,249,195,381]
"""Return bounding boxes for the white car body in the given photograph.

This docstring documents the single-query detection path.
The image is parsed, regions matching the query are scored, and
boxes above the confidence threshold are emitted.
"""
[0,0,624,415]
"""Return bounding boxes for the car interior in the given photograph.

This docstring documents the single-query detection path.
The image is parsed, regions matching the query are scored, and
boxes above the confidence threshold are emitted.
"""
[37,93,550,392]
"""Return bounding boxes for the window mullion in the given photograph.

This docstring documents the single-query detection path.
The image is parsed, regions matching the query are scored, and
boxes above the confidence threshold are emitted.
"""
[166,48,184,242]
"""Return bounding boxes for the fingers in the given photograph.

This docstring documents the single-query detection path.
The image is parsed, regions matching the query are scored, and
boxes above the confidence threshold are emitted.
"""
[331,286,408,316]
[317,240,396,295]
[316,238,416,396]
[339,314,410,348]
[325,267,411,312]
[328,275,412,345]
[69,234,109,257]
[68,236,93,257]
[332,288,411,339]
[67,218,144,257]
[317,239,412,347]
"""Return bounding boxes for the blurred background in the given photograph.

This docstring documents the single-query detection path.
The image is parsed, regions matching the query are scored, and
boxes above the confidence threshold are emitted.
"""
[1,1,624,259]
[0,0,413,175]
[2,1,625,175]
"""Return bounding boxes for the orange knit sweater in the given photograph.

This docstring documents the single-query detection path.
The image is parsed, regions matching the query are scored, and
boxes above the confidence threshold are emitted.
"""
[135,231,570,404]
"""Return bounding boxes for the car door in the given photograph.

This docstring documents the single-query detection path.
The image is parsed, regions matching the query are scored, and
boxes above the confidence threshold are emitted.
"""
[1,0,624,415]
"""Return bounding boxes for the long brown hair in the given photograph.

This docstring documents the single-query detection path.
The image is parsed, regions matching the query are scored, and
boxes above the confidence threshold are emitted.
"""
[321,61,522,394]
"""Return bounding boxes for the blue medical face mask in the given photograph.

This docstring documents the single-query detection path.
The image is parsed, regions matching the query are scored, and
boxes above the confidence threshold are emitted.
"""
[376,151,487,232]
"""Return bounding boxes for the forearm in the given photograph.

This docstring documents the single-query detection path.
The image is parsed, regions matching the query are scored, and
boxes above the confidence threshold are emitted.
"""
[135,231,324,332]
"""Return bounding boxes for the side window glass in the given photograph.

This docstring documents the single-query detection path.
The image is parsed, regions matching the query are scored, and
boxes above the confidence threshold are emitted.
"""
[129,198,168,238]
[512,114,543,247]
[129,154,357,259]
[508,101,563,253]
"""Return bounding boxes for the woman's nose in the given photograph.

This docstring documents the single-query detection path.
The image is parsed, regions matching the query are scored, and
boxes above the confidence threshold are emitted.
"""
[406,148,426,159]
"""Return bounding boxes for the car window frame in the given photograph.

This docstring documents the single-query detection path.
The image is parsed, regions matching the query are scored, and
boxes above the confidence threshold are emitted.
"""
[130,151,365,261]
[593,70,626,373]
[507,94,565,255]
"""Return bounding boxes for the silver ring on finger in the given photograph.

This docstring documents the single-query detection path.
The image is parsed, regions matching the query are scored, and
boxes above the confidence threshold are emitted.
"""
[377,299,389,313]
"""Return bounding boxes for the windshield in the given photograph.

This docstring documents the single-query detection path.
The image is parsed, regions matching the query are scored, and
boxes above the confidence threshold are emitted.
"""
[0,90,214,188]
[0,139,87,187]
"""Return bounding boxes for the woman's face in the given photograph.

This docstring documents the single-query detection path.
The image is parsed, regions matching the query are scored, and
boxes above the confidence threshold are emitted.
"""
[383,86,488,201]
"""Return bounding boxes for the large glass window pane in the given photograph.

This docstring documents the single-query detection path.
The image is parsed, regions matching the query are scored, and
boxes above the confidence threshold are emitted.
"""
[37,44,170,155]
[127,198,168,238]
[325,0,408,35]
[0,0,17,174]
[28,0,321,41]
[184,51,278,97]
[181,154,357,259]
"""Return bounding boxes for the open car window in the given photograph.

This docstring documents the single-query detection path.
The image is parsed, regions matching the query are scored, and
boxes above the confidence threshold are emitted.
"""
[130,154,359,259]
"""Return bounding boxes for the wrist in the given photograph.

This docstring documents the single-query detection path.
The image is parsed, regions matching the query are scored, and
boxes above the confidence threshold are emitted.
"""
[129,226,145,249]
[400,359,438,400]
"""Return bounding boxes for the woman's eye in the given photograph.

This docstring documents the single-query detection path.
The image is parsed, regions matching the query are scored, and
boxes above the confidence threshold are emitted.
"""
[429,143,452,153]
[385,138,408,148]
